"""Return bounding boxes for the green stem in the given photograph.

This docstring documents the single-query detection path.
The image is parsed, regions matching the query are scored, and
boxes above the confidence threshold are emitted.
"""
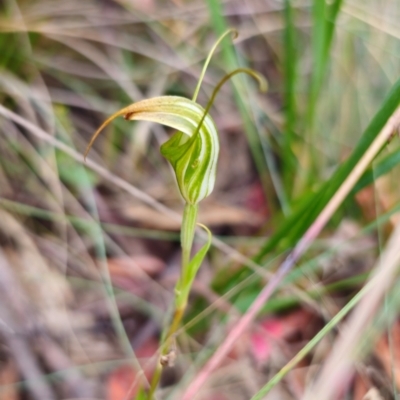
[177,203,199,309]
[181,203,199,271]
[147,203,198,399]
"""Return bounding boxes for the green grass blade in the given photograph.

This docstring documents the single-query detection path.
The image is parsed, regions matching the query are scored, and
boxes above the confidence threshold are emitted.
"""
[325,0,344,60]
[282,0,298,190]
[309,0,343,116]
[310,0,327,108]
[255,77,400,262]
[301,0,343,189]
[352,149,400,193]
[206,0,279,214]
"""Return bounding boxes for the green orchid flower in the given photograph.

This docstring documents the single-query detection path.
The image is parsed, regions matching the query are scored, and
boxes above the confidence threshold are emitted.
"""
[83,29,267,399]
[85,95,219,204]
[84,30,266,206]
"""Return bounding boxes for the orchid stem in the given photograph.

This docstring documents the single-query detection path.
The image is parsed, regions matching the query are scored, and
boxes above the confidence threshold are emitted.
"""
[147,203,198,399]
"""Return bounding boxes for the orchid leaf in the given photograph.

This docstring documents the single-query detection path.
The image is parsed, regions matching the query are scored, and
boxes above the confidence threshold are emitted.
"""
[175,223,212,309]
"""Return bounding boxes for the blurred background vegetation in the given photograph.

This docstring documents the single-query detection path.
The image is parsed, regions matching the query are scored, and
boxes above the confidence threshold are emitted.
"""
[1,0,400,399]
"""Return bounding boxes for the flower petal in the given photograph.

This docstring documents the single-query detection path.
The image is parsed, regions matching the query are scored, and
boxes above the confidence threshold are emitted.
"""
[85,96,219,204]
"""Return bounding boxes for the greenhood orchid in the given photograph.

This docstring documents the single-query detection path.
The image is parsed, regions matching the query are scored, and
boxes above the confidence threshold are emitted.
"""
[84,31,266,206]
[85,29,267,205]
[83,29,267,399]
[85,96,219,204]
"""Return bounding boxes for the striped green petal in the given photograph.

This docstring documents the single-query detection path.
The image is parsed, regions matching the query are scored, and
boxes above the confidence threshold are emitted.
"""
[85,95,219,205]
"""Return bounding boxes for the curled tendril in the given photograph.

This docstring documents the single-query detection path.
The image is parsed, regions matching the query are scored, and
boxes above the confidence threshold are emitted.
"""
[192,28,238,102]
[192,67,268,139]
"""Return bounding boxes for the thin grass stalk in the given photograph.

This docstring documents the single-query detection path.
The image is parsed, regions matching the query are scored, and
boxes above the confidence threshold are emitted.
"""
[298,0,344,191]
[282,0,297,192]
[250,278,370,399]
[252,231,400,398]
[303,219,400,400]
